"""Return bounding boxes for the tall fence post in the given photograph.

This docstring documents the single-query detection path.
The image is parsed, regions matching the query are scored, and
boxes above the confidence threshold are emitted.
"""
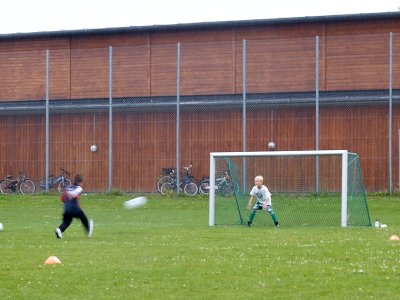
[45,49,50,193]
[242,39,247,190]
[176,42,181,191]
[242,39,247,153]
[108,46,113,192]
[389,32,393,193]
[315,36,320,193]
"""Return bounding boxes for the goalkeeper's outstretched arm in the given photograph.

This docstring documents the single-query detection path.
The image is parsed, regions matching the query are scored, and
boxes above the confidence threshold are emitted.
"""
[247,195,255,210]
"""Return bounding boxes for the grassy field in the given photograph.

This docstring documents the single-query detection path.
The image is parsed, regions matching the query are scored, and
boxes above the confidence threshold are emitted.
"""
[0,193,399,299]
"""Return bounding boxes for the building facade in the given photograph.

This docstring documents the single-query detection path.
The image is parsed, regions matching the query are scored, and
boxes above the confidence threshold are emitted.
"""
[0,12,399,192]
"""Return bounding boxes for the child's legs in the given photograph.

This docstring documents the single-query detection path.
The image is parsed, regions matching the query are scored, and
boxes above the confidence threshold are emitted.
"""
[266,205,278,223]
[59,212,73,232]
[249,204,262,223]
[76,209,90,232]
[249,210,257,222]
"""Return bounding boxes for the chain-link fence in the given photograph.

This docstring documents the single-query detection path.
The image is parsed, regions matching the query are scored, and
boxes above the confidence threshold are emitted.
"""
[0,32,398,193]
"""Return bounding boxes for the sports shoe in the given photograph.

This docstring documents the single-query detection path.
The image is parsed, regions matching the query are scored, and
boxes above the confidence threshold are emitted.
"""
[247,221,252,227]
[88,219,94,237]
[55,228,62,239]
[275,222,280,227]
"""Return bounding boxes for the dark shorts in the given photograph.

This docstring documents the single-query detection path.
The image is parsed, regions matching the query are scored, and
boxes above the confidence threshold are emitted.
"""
[252,201,272,212]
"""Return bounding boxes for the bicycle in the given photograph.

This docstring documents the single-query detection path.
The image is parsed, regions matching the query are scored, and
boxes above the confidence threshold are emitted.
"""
[156,167,176,193]
[39,168,72,193]
[160,164,198,196]
[198,171,239,196]
[0,171,36,194]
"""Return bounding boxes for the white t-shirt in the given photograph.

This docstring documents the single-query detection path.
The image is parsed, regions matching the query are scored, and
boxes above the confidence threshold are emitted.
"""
[250,185,271,206]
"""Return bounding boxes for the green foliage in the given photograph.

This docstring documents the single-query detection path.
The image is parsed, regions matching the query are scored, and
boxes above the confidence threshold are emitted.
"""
[0,194,399,299]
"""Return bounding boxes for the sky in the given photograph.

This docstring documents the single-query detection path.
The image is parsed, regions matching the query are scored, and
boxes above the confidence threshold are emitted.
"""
[0,0,399,35]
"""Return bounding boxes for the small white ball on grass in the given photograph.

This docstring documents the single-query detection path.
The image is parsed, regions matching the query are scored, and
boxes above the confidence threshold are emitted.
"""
[123,196,147,209]
[0,223,3,231]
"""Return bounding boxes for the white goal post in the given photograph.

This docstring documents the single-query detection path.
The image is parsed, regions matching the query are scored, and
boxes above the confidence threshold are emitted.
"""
[209,150,353,227]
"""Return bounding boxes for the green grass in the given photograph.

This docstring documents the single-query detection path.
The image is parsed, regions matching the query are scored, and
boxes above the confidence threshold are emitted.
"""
[0,193,399,299]
[216,192,371,227]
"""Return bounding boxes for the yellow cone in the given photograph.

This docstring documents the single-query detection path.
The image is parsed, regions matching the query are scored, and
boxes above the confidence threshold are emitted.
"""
[44,256,62,265]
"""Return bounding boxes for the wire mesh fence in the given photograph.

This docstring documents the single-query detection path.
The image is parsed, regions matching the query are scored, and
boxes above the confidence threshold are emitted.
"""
[0,33,399,193]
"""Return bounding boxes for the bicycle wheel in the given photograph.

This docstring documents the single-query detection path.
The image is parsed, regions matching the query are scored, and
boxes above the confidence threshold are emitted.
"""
[0,179,12,194]
[184,182,198,196]
[57,178,72,193]
[225,181,240,195]
[199,178,210,195]
[19,179,36,194]
[39,179,48,191]
[160,182,176,195]
[157,175,174,193]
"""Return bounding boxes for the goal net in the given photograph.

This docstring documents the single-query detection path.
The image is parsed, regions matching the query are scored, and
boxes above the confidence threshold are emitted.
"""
[208,150,371,227]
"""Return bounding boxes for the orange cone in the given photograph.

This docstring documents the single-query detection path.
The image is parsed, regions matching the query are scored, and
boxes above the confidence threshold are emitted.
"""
[44,256,62,265]
[389,235,400,241]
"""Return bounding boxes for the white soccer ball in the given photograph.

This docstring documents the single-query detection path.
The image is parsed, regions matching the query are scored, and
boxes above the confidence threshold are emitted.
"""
[0,223,3,231]
[267,141,276,151]
[123,196,147,209]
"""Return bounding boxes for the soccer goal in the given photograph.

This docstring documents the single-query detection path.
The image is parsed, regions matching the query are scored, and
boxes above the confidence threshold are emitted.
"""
[209,150,371,227]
